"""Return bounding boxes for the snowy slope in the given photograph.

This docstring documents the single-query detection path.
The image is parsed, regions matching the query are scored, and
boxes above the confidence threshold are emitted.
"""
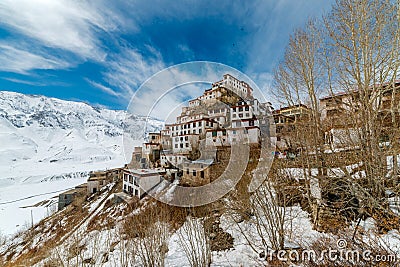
[0,91,163,235]
[0,91,163,180]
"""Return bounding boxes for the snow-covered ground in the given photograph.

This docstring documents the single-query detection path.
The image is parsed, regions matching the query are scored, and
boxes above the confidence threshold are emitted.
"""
[0,173,87,235]
[0,91,163,236]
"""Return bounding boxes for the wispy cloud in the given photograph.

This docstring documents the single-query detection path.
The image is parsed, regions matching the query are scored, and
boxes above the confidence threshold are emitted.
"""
[0,0,126,61]
[2,77,43,86]
[0,44,70,73]
[103,48,166,98]
[85,79,120,97]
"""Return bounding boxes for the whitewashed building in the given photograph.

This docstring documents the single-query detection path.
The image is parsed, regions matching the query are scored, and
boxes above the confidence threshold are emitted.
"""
[160,154,188,167]
[122,169,166,198]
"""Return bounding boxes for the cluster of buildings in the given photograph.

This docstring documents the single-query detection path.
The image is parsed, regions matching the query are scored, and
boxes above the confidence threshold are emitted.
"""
[58,76,399,210]
[273,80,400,152]
[128,74,273,186]
[141,74,272,159]
[58,74,273,209]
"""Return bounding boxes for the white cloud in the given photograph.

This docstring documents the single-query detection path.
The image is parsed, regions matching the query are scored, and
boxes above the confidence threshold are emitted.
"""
[85,79,120,97]
[103,48,166,99]
[0,44,70,73]
[0,0,126,61]
[2,77,43,86]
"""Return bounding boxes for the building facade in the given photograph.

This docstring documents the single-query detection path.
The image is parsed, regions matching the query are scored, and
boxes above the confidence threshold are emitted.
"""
[122,169,166,198]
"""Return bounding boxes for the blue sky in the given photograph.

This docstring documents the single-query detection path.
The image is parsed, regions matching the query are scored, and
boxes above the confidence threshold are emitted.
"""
[0,0,333,110]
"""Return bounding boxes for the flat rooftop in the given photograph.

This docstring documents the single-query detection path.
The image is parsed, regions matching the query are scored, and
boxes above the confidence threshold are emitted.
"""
[124,168,166,176]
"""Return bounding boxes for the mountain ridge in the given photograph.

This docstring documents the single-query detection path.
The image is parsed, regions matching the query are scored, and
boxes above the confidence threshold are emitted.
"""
[0,90,163,179]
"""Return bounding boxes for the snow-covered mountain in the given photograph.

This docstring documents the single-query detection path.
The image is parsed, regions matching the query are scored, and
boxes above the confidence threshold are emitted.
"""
[0,91,163,184]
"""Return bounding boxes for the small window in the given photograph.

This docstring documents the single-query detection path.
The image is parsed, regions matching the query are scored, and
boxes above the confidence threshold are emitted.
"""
[245,106,249,111]
[193,170,196,176]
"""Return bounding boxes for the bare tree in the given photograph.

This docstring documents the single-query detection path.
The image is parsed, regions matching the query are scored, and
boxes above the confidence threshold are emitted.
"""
[273,0,400,230]
[177,216,211,267]
[131,204,170,267]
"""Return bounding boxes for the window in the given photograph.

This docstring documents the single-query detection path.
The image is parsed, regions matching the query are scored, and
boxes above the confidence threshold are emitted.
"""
[193,170,196,176]
[212,131,217,137]
[246,113,250,117]
[199,129,202,133]
[239,113,243,118]
[239,107,243,112]
[185,136,188,141]
[175,144,178,148]
[233,130,237,134]
[180,144,183,148]
[245,106,249,111]
[187,169,189,174]
[186,143,189,147]
[232,114,236,118]
[200,171,204,178]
